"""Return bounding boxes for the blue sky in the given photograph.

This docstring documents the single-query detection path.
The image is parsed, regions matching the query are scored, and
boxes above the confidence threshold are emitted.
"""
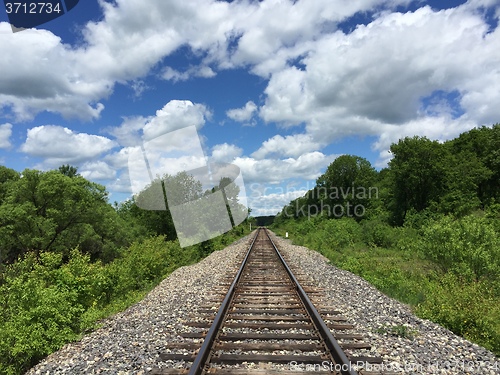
[1,0,499,216]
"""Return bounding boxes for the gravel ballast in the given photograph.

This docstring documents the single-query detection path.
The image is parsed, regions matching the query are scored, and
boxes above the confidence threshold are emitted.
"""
[27,231,499,374]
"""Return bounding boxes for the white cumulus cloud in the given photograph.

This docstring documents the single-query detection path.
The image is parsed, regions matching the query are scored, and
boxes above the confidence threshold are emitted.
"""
[162,65,216,82]
[211,143,243,163]
[0,23,107,121]
[0,123,12,149]
[226,101,258,123]
[142,100,210,141]
[251,134,322,159]
[20,125,117,165]
[234,151,337,185]
[258,3,500,165]
[80,161,117,181]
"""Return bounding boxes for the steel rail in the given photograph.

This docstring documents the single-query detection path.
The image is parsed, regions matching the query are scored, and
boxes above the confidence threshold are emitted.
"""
[187,228,261,375]
[264,228,358,375]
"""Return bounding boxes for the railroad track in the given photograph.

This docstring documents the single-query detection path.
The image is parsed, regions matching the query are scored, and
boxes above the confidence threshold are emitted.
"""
[154,228,388,374]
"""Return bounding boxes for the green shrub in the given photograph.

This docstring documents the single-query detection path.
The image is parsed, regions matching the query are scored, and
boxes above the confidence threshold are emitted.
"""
[394,226,422,254]
[420,215,500,280]
[403,208,443,230]
[416,273,500,354]
[321,217,362,250]
[0,253,85,374]
[0,238,185,374]
[339,256,364,274]
[361,219,397,248]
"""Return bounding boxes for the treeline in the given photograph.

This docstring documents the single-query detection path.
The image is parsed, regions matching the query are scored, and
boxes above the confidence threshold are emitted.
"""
[0,166,250,374]
[255,215,275,226]
[273,124,499,355]
[276,124,499,224]
[0,166,134,264]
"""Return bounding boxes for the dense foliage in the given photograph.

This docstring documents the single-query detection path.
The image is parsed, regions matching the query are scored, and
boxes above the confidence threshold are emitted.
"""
[273,124,500,355]
[0,167,132,263]
[0,166,251,374]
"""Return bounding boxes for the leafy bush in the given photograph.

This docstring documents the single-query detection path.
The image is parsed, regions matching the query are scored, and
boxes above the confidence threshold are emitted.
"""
[0,239,186,374]
[416,273,500,354]
[324,217,362,249]
[394,226,422,254]
[420,215,500,281]
[0,224,252,375]
[0,252,88,374]
[361,219,398,248]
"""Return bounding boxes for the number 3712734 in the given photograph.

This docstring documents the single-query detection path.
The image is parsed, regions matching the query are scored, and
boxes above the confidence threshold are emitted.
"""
[5,2,62,14]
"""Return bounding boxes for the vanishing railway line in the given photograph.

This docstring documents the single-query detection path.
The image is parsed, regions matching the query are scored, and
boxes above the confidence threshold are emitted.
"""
[154,228,386,374]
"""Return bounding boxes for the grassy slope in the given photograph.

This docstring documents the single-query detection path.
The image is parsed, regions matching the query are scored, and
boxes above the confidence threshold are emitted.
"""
[272,220,500,356]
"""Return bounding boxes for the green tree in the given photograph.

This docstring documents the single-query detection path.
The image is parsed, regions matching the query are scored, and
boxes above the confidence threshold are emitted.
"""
[438,148,490,215]
[0,169,129,263]
[448,124,500,206]
[212,176,242,227]
[58,165,79,178]
[315,155,378,219]
[0,166,20,204]
[388,137,448,225]
[124,172,202,241]
[163,171,203,206]
[129,175,176,240]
